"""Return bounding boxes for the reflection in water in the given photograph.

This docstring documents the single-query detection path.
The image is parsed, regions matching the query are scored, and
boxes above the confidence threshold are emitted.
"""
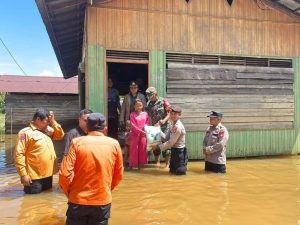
[1,135,300,225]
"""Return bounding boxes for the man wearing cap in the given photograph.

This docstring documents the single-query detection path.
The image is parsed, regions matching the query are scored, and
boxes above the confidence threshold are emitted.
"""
[119,81,146,129]
[150,105,188,175]
[59,113,124,225]
[203,111,229,173]
[145,86,172,168]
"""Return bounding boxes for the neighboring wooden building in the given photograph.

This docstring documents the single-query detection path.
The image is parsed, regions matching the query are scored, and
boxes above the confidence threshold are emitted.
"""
[36,0,300,159]
[0,75,79,134]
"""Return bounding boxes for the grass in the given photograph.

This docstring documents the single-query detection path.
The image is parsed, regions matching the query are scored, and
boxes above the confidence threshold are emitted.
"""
[0,113,4,134]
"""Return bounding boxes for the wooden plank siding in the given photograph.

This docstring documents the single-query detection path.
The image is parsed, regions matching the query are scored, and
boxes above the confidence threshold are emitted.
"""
[5,94,79,134]
[171,58,300,159]
[84,1,300,159]
[88,0,300,57]
[292,58,300,154]
[86,45,106,113]
[166,63,294,131]
[149,50,166,97]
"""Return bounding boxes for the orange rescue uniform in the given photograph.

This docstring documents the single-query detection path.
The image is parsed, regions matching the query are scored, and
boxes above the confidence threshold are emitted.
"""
[59,131,123,206]
[14,121,64,179]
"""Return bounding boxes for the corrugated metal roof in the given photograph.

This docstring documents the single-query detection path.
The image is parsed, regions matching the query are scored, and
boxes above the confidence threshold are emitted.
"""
[35,0,300,79]
[35,0,87,79]
[0,75,78,94]
[265,0,300,20]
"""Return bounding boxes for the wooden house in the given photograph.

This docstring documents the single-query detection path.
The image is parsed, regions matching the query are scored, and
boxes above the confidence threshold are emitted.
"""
[36,0,300,159]
[0,75,79,134]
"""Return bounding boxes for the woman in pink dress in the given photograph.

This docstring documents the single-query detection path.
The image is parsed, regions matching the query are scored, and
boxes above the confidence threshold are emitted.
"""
[129,99,149,169]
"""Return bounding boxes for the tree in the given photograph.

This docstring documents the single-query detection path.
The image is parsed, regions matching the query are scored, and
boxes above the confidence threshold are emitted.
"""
[0,93,5,114]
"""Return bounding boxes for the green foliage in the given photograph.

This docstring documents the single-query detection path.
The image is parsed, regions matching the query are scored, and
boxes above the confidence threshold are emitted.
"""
[0,113,4,134]
[0,93,5,113]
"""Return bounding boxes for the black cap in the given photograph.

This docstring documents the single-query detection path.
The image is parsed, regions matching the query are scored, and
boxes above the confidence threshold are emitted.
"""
[207,111,223,118]
[129,81,138,87]
[171,105,182,113]
[87,113,106,131]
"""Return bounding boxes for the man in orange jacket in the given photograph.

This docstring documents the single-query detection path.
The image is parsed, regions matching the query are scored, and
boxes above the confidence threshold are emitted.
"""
[59,112,123,225]
[14,108,64,194]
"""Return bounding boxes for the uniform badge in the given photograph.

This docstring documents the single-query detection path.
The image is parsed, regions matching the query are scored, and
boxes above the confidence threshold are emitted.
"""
[19,133,26,141]
[172,127,178,133]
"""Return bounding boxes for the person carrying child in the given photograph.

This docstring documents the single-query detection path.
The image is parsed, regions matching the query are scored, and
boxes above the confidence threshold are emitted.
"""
[129,99,149,169]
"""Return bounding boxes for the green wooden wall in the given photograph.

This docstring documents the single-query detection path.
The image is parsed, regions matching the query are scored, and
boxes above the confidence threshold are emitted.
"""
[149,51,300,159]
[292,58,300,154]
[87,45,105,114]
[149,50,166,97]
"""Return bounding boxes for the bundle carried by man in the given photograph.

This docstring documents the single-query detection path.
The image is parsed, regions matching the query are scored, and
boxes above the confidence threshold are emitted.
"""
[144,125,162,152]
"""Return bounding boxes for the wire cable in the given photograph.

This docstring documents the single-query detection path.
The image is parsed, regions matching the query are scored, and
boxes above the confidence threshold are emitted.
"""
[0,37,27,75]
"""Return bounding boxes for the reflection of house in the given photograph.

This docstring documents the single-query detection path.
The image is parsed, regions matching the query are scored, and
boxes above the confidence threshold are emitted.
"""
[36,0,300,158]
[0,75,78,134]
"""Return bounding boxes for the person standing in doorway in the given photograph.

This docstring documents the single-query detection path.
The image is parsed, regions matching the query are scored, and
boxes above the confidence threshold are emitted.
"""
[203,111,229,173]
[107,78,121,139]
[119,81,146,129]
[63,109,93,156]
[145,86,171,168]
[14,108,64,194]
[59,113,123,225]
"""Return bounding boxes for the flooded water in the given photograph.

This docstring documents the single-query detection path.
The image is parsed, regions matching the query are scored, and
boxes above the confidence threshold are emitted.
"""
[1,135,300,225]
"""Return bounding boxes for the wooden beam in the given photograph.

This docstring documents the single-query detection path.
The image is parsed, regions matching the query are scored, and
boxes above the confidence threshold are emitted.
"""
[106,58,148,64]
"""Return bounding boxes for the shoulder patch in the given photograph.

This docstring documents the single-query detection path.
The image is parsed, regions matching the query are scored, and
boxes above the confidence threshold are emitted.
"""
[19,133,26,141]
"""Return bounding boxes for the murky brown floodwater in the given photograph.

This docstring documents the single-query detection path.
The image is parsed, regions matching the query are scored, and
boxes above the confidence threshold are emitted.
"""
[1,134,300,225]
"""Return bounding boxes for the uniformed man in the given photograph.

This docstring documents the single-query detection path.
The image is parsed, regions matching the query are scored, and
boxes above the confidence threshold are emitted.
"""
[145,86,171,168]
[150,105,188,175]
[203,111,229,173]
[14,108,64,194]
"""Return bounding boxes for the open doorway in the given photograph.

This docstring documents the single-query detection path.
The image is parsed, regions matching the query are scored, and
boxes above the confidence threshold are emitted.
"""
[107,62,148,95]
[107,62,148,143]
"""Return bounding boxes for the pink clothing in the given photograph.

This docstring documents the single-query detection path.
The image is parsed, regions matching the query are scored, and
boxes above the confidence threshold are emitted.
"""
[129,111,149,167]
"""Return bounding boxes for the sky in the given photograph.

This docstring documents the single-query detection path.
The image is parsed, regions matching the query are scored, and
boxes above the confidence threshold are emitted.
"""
[0,1,62,77]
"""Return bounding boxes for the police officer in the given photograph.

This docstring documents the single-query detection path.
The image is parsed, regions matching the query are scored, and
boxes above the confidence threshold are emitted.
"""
[150,105,188,175]
[203,111,229,173]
